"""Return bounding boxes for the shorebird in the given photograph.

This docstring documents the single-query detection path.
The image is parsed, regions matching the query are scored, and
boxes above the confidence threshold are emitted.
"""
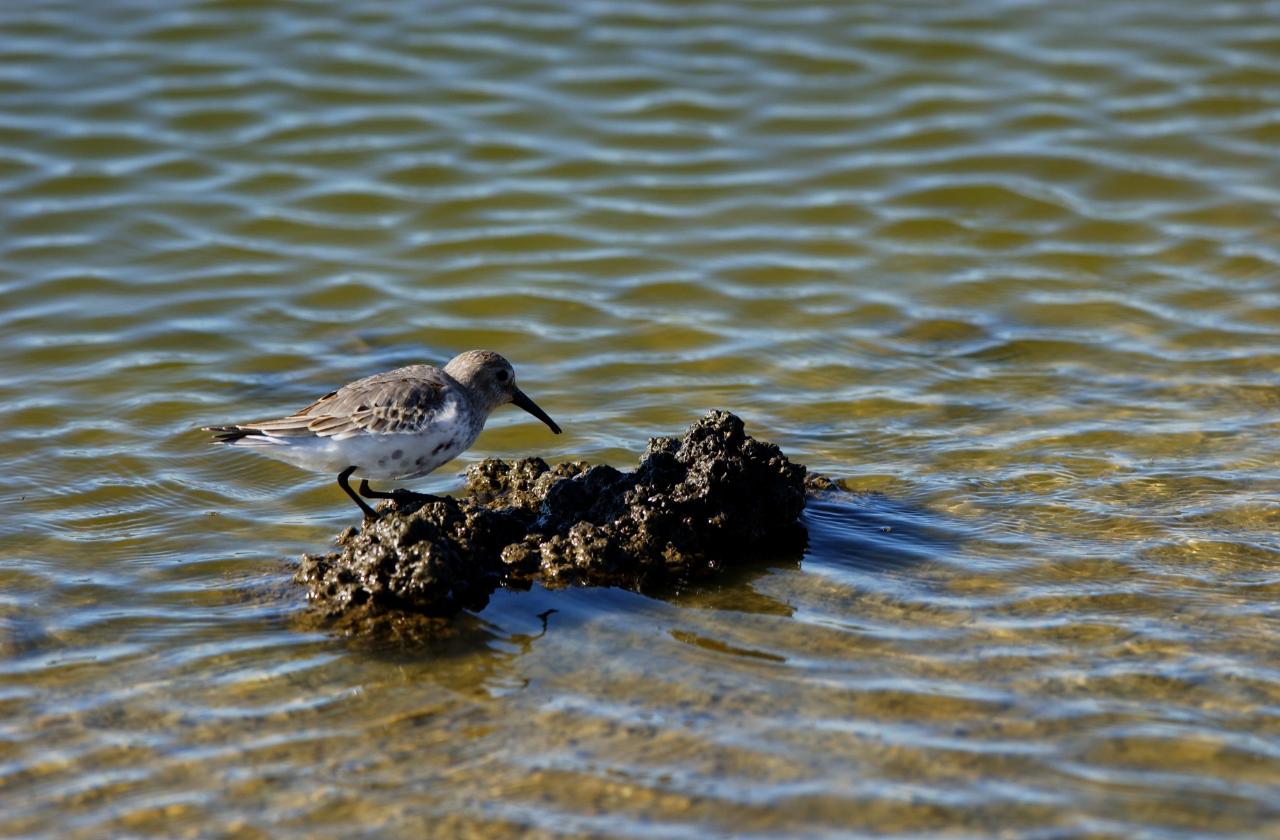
[204,349,561,519]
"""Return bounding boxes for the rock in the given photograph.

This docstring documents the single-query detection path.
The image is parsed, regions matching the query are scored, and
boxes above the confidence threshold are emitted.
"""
[297,409,811,622]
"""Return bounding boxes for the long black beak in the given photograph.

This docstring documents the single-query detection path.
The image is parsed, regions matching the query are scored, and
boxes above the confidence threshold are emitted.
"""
[511,389,561,434]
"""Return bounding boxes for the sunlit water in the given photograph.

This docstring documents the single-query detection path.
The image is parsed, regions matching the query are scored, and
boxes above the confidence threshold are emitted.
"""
[3,0,1280,836]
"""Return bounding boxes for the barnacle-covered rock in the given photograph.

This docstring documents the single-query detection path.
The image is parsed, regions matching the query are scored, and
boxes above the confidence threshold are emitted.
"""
[298,410,812,623]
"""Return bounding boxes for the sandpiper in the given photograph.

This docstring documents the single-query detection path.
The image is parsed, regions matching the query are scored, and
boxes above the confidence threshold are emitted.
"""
[203,349,561,519]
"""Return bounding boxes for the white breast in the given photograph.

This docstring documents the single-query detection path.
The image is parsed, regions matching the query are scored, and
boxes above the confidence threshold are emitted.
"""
[245,394,480,481]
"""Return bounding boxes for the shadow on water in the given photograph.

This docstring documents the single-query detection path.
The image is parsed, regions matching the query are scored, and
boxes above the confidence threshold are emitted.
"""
[801,487,967,575]
[293,484,968,662]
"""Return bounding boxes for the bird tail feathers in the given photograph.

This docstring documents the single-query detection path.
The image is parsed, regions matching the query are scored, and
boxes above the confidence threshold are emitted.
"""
[203,425,279,446]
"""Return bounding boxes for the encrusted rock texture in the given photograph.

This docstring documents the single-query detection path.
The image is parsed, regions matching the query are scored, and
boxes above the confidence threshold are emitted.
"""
[298,410,813,624]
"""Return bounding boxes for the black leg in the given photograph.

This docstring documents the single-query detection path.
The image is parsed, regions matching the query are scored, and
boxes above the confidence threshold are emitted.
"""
[338,466,379,520]
[357,479,397,500]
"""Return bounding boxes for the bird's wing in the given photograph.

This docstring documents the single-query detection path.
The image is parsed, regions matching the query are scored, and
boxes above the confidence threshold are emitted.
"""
[242,365,452,440]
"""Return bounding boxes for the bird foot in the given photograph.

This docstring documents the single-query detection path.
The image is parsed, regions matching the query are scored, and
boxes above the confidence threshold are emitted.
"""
[389,489,443,505]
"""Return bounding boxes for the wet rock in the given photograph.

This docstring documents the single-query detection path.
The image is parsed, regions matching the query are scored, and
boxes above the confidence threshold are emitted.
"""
[297,410,811,622]
[804,472,849,494]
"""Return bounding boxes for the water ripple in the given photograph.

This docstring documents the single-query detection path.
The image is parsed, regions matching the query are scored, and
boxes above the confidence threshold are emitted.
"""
[2,0,1280,836]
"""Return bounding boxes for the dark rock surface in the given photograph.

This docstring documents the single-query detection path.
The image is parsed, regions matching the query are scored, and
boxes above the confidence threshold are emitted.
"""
[298,410,811,623]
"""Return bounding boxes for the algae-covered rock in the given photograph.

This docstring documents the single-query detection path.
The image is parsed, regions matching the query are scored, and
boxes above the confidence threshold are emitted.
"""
[298,410,810,622]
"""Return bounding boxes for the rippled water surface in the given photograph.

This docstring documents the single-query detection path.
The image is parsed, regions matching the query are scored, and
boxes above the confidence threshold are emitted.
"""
[4,0,1280,836]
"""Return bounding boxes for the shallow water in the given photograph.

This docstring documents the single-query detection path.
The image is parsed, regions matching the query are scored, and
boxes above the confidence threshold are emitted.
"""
[3,0,1280,836]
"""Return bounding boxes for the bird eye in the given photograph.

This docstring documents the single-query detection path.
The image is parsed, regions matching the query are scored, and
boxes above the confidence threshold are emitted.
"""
[496,370,510,382]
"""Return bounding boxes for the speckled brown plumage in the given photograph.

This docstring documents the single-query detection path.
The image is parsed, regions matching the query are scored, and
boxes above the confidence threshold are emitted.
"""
[211,365,453,441]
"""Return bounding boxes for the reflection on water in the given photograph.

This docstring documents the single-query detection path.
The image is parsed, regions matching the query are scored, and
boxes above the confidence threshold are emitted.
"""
[3,0,1280,836]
